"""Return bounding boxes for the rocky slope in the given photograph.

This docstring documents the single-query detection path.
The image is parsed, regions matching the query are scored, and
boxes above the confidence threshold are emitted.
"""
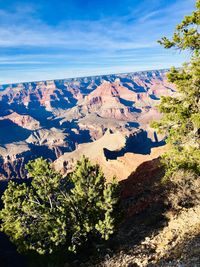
[95,205,200,267]
[66,159,200,267]
[0,69,175,179]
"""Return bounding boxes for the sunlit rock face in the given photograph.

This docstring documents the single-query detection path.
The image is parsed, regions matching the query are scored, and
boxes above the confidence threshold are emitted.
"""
[0,69,175,179]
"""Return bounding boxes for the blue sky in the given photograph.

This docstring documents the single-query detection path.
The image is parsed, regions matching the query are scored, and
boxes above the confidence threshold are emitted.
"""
[0,0,195,84]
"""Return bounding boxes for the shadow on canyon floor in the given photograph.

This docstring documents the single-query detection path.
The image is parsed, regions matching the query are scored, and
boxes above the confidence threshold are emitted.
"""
[104,131,165,160]
[0,120,31,144]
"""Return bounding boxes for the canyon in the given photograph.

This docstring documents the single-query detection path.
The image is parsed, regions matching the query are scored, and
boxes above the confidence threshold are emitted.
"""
[0,69,175,180]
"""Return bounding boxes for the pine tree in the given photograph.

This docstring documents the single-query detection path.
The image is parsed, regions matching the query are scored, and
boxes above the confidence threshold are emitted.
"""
[152,0,200,178]
[60,156,118,252]
[0,157,118,255]
[0,158,70,255]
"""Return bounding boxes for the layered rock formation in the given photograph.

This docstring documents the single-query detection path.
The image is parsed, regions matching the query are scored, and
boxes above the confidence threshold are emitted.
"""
[0,112,40,130]
[0,69,175,179]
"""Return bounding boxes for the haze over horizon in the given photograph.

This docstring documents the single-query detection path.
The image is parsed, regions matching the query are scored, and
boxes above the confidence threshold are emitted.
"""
[0,0,195,84]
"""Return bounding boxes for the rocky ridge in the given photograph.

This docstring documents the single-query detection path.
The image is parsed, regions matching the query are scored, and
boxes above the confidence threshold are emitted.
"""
[0,69,175,179]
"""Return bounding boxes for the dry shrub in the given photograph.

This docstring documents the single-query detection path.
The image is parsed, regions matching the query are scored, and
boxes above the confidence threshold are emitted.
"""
[167,170,200,210]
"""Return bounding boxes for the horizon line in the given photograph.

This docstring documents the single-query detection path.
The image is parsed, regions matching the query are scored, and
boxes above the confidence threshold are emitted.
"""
[1,67,173,87]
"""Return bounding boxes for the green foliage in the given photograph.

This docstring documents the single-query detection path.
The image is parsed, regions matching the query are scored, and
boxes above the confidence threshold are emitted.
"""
[0,157,118,256]
[153,0,200,178]
[158,0,200,52]
[60,156,118,252]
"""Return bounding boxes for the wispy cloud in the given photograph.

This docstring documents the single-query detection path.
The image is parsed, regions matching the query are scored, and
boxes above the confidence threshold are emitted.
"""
[0,0,194,50]
[0,0,195,83]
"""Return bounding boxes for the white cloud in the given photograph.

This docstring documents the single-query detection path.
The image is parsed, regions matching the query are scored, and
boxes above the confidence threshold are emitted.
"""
[0,0,194,50]
[0,0,195,83]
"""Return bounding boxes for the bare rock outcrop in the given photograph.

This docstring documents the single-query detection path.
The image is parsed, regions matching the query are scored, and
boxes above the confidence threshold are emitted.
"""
[0,112,40,130]
[54,129,166,180]
[0,142,32,179]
